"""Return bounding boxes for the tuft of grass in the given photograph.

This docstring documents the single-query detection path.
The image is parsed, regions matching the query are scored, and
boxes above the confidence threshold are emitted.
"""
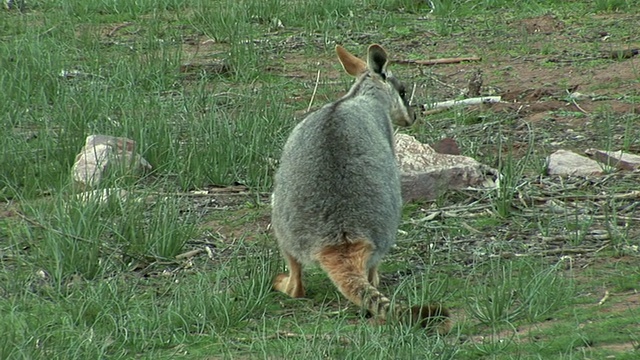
[12,188,199,290]
[595,0,632,12]
[493,131,528,219]
[466,259,572,327]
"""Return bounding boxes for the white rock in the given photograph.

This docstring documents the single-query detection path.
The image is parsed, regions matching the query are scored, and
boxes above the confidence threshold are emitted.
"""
[546,149,605,177]
[72,135,152,188]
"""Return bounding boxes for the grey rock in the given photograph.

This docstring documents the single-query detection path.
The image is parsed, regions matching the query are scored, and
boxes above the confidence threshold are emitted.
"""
[395,134,498,202]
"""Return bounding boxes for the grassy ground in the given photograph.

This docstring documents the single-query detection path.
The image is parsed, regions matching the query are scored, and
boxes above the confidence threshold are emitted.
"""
[1,0,639,358]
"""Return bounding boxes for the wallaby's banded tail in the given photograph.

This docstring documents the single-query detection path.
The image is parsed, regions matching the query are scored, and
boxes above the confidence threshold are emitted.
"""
[316,238,451,334]
[271,44,451,334]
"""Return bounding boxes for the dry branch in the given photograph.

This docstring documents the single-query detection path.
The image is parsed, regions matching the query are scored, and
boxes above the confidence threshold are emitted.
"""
[597,290,610,306]
[175,248,204,260]
[425,96,502,110]
[530,190,640,202]
[107,22,134,37]
[307,69,321,113]
[394,56,481,66]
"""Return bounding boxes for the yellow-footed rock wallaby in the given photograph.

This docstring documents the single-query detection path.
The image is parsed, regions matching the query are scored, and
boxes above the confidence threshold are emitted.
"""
[271,44,451,334]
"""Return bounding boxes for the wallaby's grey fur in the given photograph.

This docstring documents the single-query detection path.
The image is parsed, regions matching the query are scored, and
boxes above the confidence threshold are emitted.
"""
[271,44,450,333]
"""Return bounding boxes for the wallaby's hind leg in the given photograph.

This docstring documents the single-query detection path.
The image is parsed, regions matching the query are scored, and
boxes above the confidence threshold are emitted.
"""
[368,265,379,287]
[317,239,452,334]
[316,241,390,314]
[273,252,305,298]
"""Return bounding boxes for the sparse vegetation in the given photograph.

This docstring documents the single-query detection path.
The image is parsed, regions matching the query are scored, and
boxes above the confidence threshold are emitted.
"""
[1,1,639,359]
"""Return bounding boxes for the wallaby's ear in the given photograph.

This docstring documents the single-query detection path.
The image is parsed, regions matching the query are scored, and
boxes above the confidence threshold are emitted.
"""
[336,45,367,76]
[367,44,388,76]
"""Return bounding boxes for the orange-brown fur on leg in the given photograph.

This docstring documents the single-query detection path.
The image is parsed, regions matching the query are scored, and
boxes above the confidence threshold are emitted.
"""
[316,239,451,334]
[316,240,384,309]
[368,265,379,288]
[273,252,305,298]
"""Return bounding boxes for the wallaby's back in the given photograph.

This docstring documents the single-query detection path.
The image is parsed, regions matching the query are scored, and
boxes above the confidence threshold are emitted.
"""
[272,93,400,266]
[271,44,451,334]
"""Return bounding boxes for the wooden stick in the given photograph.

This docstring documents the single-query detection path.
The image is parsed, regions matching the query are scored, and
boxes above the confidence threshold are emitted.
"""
[597,290,610,306]
[424,96,502,110]
[307,69,321,113]
[175,248,204,260]
[107,22,134,37]
[394,57,481,66]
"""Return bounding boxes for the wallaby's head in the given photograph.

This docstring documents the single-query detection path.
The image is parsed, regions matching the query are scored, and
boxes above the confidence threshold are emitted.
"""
[336,44,415,126]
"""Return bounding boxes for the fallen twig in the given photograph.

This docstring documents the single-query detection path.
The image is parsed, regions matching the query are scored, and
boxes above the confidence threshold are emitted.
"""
[307,69,321,113]
[530,190,640,202]
[531,247,600,256]
[571,98,589,114]
[597,290,610,306]
[233,331,351,345]
[568,90,589,114]
[394,56,481,66]
[408,203,494,224]
[38,26,57,38]
[175,248,204,260]
[409,83,417,107]
[602,49,639,59]
[425,96,502,111]
[596,215,640,222]
[541,233,610,242]
[460,221,482,234]
[422,107,450,116]
[546,57,600,63]
[107,22,135,37]
[547,49,638,63]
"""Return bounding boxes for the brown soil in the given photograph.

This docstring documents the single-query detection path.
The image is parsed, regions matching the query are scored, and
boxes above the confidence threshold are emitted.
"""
[513,14,566,35]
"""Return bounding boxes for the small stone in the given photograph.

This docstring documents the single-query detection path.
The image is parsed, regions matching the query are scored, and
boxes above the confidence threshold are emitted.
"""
[585,148,640,171]
[431,137,460,156]
[546,150,606,177]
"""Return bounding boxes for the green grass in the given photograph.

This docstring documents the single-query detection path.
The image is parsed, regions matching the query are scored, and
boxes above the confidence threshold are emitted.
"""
[1,0,640,359]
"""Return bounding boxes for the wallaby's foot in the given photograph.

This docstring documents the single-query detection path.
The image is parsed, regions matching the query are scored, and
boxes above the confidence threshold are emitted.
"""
[407,304,452,335]
[273,252,305,298]
[273,273,305,298]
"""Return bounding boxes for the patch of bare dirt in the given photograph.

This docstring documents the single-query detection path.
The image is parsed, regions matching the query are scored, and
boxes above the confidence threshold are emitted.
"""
[387,13,640,151]
[176,36,235,79]
[598,342,638,353]
[512,14,565,35]
[428,54,640,126]
[202,208,271,243]
[0,202,20,220]
[494,56,640,98]
[190,185,272,243]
